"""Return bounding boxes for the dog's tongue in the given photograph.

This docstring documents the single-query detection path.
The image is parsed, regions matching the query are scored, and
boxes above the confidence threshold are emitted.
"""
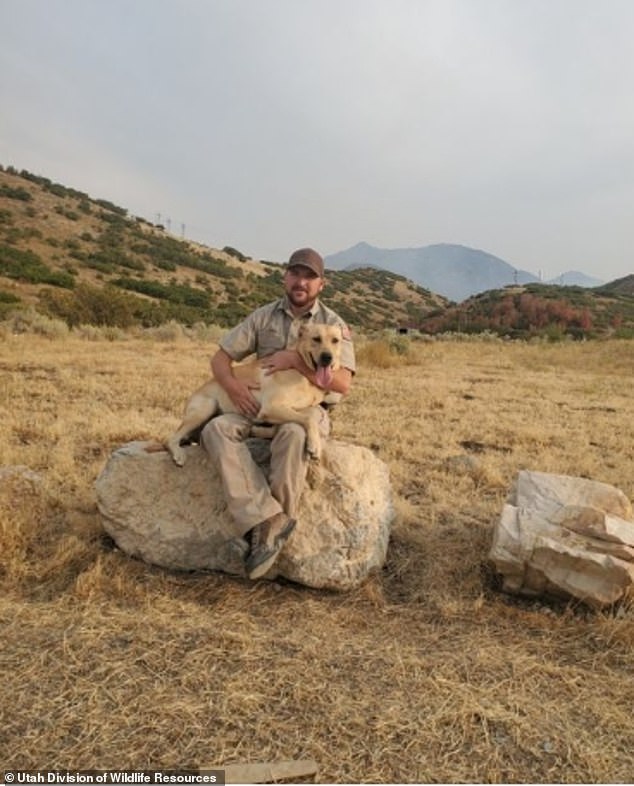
[316,365,333,389]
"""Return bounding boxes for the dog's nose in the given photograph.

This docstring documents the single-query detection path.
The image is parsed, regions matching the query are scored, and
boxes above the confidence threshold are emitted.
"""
[319,352,333,367]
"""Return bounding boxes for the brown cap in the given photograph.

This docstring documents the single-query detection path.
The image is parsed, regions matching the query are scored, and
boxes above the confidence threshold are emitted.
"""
[286,248,324,278]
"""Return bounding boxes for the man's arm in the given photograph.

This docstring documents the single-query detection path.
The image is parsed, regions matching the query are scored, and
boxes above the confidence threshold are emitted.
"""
[210,348,261,417]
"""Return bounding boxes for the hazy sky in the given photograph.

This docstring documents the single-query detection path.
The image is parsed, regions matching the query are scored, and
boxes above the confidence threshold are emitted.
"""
[2,0,633,281]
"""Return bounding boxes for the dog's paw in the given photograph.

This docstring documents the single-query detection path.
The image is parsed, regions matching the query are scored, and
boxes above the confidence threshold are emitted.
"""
[305,441,322,462]
[167,442,187,467]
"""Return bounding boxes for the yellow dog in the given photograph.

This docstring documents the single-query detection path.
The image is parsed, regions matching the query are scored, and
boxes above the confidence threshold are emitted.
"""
[166,322,343,466]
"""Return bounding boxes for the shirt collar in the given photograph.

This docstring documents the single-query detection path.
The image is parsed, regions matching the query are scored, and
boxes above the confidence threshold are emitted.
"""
[279,295,320,319]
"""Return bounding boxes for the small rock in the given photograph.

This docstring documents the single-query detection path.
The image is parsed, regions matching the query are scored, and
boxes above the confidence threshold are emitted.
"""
[0,465,43,484]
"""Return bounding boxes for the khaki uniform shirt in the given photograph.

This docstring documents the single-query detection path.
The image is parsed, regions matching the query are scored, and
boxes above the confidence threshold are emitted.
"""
[219,296,356,372]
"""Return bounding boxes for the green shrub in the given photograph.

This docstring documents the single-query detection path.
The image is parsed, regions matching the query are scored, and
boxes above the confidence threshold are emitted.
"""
[98,211,128,228]
[0,244,75,288]
[88,248,145,272]
[40,283,138,328]
[387,333,411,355]
[112,276,210,309]
[223,245,248,261]
[54,205,80,221]
[0,289,20,304]
[0,289,21,319]
[95,198,128,216]
[0,184,32,201]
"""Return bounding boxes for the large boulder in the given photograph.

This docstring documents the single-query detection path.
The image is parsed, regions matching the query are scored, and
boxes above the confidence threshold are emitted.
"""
[95,439,394,591]
[489,470,634,608]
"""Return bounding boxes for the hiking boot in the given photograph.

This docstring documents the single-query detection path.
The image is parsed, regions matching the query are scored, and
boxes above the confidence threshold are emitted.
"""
[245,513,296,580]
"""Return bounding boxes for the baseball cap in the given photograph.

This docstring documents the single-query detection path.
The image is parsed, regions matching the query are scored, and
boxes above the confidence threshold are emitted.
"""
[286,248,324,278]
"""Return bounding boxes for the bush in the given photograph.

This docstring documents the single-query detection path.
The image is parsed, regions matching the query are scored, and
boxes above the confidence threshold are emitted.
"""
[356,338,409,368]
[0,184,32,201]
[5,307,70,338]
[0,289,20,304]
[190,321,226,342]
[143,320,187,342]
[40,283,138,328]
[0,244,75,288]
[0,289,21,319]
[112,277,210,309]
[387,333,411,355]
[54,205,80,221]
[94,198,128,216]
[223,245,248,262]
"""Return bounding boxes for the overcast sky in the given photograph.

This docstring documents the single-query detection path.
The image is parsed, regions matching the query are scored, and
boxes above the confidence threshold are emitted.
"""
[1,0,633,281]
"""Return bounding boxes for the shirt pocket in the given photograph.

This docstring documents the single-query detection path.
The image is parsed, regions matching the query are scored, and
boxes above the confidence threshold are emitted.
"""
[256,327,285,357]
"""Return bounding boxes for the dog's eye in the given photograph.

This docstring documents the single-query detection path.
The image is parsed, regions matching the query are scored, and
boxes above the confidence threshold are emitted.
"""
[312,336,322,343]
[332,337,340,343]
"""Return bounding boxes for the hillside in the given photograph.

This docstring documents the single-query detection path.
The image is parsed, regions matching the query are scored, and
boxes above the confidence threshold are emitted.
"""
[596,273,634,297]
[0,166,447,331]
[419,282,634,339]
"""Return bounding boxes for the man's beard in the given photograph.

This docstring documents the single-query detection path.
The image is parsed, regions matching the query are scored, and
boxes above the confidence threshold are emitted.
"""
[288,287,316,308]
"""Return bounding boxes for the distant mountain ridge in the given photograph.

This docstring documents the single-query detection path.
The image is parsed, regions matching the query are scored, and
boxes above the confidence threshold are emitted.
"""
[544,271,604,288]
[325,242,604,302]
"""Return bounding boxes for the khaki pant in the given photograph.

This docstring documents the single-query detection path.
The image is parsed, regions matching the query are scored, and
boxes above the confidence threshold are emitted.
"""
[200,408,330,536]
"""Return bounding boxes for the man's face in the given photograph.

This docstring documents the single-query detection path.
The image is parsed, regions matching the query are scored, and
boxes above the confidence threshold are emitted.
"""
[284,265,324,309]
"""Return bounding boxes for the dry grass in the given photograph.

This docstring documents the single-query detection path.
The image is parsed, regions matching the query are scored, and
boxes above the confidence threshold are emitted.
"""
[1,331,634,783]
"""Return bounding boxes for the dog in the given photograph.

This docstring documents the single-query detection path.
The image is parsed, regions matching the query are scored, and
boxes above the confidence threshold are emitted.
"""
[166,322,343,466]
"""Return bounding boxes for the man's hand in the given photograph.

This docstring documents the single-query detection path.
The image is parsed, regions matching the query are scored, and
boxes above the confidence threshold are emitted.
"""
[260,348,352,395]
[211,348,261,418]
[224,376,261,418]
[261,349,300,375]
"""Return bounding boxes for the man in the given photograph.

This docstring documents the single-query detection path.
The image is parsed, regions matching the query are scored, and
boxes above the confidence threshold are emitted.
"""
[201,247,355,580]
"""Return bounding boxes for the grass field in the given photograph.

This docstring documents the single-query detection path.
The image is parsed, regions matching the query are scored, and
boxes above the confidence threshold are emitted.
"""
[1,326,633,783]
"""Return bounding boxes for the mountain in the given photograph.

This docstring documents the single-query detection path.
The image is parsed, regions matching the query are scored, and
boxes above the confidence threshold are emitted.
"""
[326,242,601,302]
[545,271,604,287]
[0,166,446,330]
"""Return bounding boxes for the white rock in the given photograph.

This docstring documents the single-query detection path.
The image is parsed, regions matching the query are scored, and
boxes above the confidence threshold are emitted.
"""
[490,470,634,607]
[0,465,43,484]
[95,439,394,591]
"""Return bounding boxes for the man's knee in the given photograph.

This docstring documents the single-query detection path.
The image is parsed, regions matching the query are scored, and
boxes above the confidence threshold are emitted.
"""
[275,422,306,445]
[202,413,249,443]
